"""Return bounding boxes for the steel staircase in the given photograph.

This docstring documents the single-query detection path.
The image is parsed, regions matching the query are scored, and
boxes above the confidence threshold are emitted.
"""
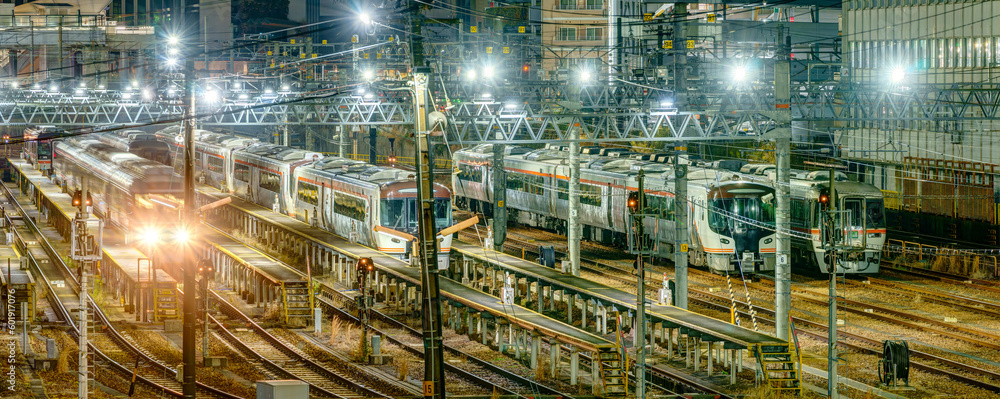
[597,347,627,397]
[753,318,803,395]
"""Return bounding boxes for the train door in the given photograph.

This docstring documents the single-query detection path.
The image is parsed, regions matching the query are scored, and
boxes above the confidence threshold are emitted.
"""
[843,198,865,247]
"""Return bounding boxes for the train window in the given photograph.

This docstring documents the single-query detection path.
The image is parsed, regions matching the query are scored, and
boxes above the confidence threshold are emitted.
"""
[506,173,545,195]
[38,142,51,159]
[334,192,367,221]
[208,156,224,173]
[435,199,452,229]
[260,171,281,193]
[844,199,863,227]
[458,164,482,182]
[381,199,407,230]
[581,184,601,207]
[297,181,319,206]
[235,163,250,182]
[555,179,599,205]
[790,199,808,227]
[866,199,886,228]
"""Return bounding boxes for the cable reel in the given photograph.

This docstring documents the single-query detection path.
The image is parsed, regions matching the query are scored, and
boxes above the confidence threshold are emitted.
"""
[879,340,910,387]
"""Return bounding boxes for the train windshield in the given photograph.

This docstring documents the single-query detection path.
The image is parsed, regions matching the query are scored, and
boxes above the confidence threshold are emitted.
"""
[37,142,52,159]
[708,197,774,234]
[866,199,885,228]
[381,198,452,233]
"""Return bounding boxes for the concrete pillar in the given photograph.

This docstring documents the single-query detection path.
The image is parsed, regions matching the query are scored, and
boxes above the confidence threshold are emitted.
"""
[581,299,588,330]
[549,339,560,379]
[570,348,579,385]
[537,283,544,313]
[567,294,574,325]
[730,349,737,385]
[462,257,470,284]
[693,337,700,371]
[592,353,602,396]
[707,341,713,376]
[568,141,580,276]
[685,334,691,367]
[480,318,487,346]
[530,334,540,369]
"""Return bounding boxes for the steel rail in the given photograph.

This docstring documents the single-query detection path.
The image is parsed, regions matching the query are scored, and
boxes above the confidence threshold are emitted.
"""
[206,288,386,398]
[0,182,239,398]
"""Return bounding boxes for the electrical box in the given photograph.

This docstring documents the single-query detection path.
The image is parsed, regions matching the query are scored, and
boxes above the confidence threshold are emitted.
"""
[256,380,308,399]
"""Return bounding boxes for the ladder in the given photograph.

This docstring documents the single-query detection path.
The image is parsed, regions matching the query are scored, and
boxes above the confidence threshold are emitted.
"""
[597,347,627,397]
[753,319,803,396]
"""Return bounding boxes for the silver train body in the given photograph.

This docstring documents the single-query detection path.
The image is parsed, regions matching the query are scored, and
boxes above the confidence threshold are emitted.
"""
[453,144,778,274]
[153,128,454,268]
[51,137,184,234]
[737,164,885,274]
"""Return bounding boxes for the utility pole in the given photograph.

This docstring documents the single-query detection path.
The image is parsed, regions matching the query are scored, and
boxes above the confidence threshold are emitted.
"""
[672,4,688,107]
[568,141,580,276]
[633,170,647,398]
[72,179,100,399]
[410,10,445,395]
[182,49,198,399]
[492,140,506,252]
[825,170,839,399]
[774,34,793,340]
[673,147,688,309]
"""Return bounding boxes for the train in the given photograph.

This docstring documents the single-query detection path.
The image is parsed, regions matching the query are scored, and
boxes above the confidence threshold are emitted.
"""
[96,129,174,166]
[147,127,455,268]
[452,144,779,274]
[50,136,184,234]
[735,164,885,274]
[22,125,68,173]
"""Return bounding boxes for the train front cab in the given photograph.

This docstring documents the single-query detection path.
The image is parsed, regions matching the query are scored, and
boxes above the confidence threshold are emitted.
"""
[703,184,777,274]
[377,181,453,269]
[813,193,885,274]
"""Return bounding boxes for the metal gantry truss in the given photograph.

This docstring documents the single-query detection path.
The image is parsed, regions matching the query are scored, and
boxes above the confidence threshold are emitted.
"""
[1,80,999,141]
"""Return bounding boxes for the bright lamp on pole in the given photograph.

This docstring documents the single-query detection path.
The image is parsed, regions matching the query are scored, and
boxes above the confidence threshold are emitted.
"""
[890,67,906,84]
[732,65,748,82]
[360,12,372,25]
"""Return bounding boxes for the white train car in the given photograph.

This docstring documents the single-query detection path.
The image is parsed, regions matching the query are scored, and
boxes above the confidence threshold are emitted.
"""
[736,164,886,274]
[453,144,778,274]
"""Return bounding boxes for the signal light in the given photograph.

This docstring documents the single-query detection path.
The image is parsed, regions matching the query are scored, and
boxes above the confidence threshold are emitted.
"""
[356,257,374,273]
[819,194,829,204]
[627,192,640,212]
[72,190,82,207]
[522,64,529,72]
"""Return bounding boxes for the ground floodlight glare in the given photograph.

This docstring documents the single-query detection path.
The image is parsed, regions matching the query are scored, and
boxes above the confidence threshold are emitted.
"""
[363,70,375,80]
[465,69,477,80]
[265,88,273,94]
[484,66,495,78]
[661,100,673,107]
[579,70,592,83]
[890,67,906,84]
[360,12,372,25]
[166,57,178,67]
[733,65,748,82]
[167,35,179,45]
[168,47,179,55]
[131,80,138,87]
[282,85,290,91]
[142,89,152,100]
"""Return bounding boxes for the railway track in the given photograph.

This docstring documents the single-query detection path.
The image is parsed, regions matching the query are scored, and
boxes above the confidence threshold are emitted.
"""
[0,183,240,398]
[462,230,1000,394]
[206,288,393,398]
[204,222,565,398]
